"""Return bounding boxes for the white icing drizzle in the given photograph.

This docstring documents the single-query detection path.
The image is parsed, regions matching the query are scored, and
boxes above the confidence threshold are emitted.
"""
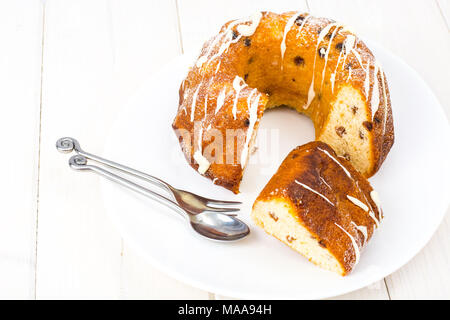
[196,19,242,69]
[370,190,382,223]
[337,34,356,84]
[197,12,262,70]
[351,221,368,244]
[317,147,380,229]
[240,89,260,167]
[371,63,380,118]
[316,147,380,229]
[305,76,316,109]
[329,73,336,93]
[350,47,364,69]
[215,61,221,74]
[340,25,356,34]
[193,121,210,174]
[330,40,345,93]
[193,151,210,174]
[281,15,311,68]
[335,223,360,265]
[378,63,389,134]
[320,24,344,89]
[190,84,201,122]
[280,12,302,69]
[368,210,380,228]
[317,147,352,179]
[315,145,381,235]
[319,176,332,190]
[341,35,356,68]
[236,11,262,36]
[363,61,371,98]
[294,180,335,207]
[232,76,247,119]
[358,182,381,228]
[347,46,372,100]
[215,86,227,114]
[347,67,352,81]
[347,195,369,212]
[196,56,207,68]
[369,61,388,132]
[304,22,340,109]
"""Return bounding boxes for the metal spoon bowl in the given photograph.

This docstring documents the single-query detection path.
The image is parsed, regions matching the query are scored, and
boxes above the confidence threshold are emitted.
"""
[190,212,250,241]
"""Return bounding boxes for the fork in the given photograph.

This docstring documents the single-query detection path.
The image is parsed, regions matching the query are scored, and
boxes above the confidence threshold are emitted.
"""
[56,137,241,215]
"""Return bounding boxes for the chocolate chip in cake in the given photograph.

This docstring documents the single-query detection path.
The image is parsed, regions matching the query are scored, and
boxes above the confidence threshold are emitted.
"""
[244,73,249,81]
[359,130,365,139]
[318,240,327,248]
[292,78,296,82]
[248,57,254,64]
[335,42,344,51]
[232,30,238,40]
[295,15,305,26]
[292,153,299,159]
[335,126,346,137]
[244,38,251,47]
[293,56,304,66]
[351,106,358,114]
[317,92,322,100]
[243,118,250,126]
[268,211,278,222]
[286,235,296,243]
[374,117,381,124]
[342,153,351,161]
[345,63,352,70]
[363,121,373,131]
[317,27,322,34]
[318,47,327,58]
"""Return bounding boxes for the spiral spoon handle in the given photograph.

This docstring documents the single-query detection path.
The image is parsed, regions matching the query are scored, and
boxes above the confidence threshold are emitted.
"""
[56,137,173,194]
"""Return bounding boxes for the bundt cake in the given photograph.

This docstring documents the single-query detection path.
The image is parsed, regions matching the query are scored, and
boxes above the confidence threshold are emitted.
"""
[251,141,383,275]
[172,11,394,193]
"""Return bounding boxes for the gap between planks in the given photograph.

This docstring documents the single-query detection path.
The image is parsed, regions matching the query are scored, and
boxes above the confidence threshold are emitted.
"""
[33,0,46,300]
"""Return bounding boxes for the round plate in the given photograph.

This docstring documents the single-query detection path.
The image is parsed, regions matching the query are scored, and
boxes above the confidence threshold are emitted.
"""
[101,41,450,299]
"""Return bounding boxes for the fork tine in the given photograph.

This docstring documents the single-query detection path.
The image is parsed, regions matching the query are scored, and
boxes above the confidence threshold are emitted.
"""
[205,199,243,206]
[204,206,240,213]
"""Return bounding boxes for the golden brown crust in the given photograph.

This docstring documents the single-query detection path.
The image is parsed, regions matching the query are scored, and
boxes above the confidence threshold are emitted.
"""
[172,11,394,192]
[254,141,382,274]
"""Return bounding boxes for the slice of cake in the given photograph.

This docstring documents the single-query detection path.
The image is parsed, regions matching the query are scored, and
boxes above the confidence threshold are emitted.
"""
[251,141,383,275]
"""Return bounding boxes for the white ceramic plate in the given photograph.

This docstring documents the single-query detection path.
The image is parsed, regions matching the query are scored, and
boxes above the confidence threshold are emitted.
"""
[101,41,450,299]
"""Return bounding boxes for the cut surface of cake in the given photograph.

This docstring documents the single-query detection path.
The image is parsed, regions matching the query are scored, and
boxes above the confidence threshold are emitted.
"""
[172,11,394,193]
[251,141,383,275]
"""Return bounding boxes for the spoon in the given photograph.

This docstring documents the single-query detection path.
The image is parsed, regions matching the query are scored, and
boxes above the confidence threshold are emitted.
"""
[68,155,250,241]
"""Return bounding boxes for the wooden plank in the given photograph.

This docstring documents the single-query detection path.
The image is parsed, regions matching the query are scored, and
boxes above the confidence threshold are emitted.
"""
[437,0,450,31]
[120,242,209,299]
[215,281,389,300]
[178,0,383,300]
[307,0,450,299]
[37,0,207,299]
[329,281,389,300]
[107,0,208,299]
[0,0,43,299]
[36,0,123,299]
[385,210,450,299]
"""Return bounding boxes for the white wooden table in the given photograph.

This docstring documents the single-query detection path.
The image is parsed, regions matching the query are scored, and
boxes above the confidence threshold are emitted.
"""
[1,0,449,300]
